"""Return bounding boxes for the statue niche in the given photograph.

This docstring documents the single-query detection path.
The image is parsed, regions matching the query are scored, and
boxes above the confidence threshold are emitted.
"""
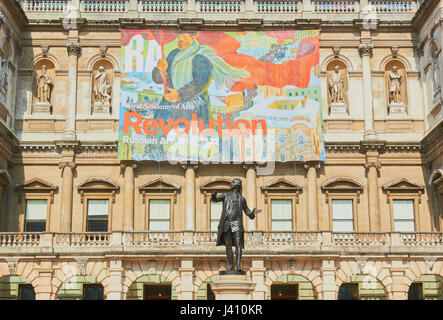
[32,60,55,114]
[385,60,407,114]
[327,61,348,114]
[91,60,113,114]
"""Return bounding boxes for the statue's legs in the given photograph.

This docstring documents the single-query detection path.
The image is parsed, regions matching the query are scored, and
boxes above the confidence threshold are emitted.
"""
[224,230,235,270]
[233,231,243,271]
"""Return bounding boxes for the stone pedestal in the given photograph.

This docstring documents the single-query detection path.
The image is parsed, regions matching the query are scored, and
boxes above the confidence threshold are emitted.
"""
[32,102,51,114]
[388,103,406,114]
[211,274,256,300]
[92,102,111,114]
[329,102,347,114]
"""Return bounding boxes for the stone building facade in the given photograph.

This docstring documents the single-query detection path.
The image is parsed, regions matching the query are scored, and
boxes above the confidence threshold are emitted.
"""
[0,0,441,300]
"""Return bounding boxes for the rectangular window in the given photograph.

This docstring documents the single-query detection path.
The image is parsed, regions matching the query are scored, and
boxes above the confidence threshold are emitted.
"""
[83,284,104,300]
[332,199,354,232]
[393,199,415,232]
[271,199,292,231]
[87,199,109,232]
[210,201,223,231]
[25,199,47,232]
[149,199,170,230]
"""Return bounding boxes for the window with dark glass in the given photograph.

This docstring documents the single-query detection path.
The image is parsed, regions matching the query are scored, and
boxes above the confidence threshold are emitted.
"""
[83,284,104,300]
[143,284,171,300]
[207,284,215,300]
[338,283,359,300]
[271,284,298,300]
[18,284,35,300]
[86,199,109,232]
[408,283,423,300]
[24,199,47,232]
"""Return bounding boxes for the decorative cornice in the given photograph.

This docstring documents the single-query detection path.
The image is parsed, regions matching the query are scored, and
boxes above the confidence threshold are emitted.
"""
[421,120,443,152]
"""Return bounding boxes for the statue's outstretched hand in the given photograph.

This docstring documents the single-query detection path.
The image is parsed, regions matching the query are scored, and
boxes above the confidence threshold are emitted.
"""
[211,191,217,199]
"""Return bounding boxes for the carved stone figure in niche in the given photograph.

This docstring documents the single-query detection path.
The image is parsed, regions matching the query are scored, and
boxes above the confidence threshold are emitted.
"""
[389,66,402,104]
[37,64,53,103]
[329,65,344,103]
[94,66,111,104]
[0,59,8,94]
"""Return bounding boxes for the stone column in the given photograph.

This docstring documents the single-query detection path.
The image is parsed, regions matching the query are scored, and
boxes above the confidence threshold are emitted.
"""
[364,151,381,232]
[359,42,377,140]
[304,161,320,231]
[59,162,75,232]
[320,260,337,300]
[104,260,125,300]
[182,164,197,230]
[244,164,257,231]
[178,259,195,300]
[121,162,136,231]
[250,260,267,300]
[64,42,81,140]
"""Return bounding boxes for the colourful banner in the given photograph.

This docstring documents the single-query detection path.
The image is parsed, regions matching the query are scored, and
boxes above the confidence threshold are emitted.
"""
[118,30,325,162]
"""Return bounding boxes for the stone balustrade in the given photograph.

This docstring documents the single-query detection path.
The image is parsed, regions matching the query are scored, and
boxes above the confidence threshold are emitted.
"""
[198,0,243,12]
[313,0,357,13]
[82,0,128,12]
[139,0,185,12]
[256,1,299,13]
[24,0,69,11]
[0,231,441,255]
[21,0,421,21]
[369,0,415,13]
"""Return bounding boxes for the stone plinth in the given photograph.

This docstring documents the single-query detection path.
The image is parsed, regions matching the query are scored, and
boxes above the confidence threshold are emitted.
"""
[92,102,111,114]
[32,102,51,114]
[329,102,347,114]
[388,103,406,114]
[211,274,256,300]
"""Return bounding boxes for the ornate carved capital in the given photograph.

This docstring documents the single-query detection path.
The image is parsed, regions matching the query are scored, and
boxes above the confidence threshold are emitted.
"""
[7,260,17,275]
[58,161,76,172]
[364,161,382,171]
[66,42,81,56]
[304,161,321,171]
[181,163,198,170]
[242,163,258,171]
[359,43,373,58]
[120,161,137,171]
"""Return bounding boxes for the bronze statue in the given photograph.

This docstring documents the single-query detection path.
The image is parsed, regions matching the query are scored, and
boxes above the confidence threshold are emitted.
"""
[211,178,259,274]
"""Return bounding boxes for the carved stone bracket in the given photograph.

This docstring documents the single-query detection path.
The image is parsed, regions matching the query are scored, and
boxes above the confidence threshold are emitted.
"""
[41,45,49,57]
[359,43,373,58]
[7,258,18,275]
[99,45,108,57]
[390,46,399,57]
[66,42,81,56]
[332,47,341,57]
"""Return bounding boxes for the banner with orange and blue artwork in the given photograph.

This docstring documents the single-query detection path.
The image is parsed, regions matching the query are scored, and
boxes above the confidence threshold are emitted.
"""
[118,30,324,162]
